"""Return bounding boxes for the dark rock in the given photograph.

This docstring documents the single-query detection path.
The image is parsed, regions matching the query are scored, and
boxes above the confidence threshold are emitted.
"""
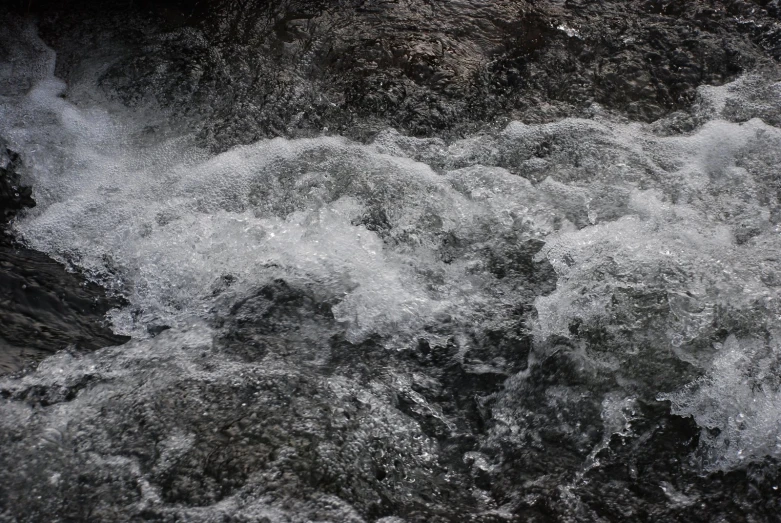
[575,400,781,522]
[0,146,129,375]
[0,147,35,225]
[14,0,780,152]
[0,242,131,375]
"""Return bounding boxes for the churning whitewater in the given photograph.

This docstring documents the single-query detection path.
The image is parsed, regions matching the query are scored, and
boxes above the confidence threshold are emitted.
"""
[2,19,781,523]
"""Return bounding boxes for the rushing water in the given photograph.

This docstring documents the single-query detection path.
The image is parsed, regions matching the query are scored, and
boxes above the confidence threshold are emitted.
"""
[2,19,781,522]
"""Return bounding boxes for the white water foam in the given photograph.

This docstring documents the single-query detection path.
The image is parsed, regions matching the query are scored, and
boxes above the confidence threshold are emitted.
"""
[661,334,781,470]
[3,21,781,473]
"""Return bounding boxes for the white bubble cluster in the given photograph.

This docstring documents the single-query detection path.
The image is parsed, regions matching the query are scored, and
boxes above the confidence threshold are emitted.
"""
[661,335,781,470]
[2,21,781,471]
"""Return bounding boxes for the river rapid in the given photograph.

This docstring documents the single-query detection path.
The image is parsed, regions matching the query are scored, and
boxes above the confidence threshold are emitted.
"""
[1,13,781,523]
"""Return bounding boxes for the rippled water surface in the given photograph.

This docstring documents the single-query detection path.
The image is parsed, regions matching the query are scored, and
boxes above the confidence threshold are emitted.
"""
[2,19,781,523]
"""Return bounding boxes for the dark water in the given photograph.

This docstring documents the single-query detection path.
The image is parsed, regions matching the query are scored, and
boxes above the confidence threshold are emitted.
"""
[2,3,781,522]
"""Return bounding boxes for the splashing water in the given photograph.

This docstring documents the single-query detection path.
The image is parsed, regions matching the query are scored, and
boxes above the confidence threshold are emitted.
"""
[2,19,781,521]
[661,334,781,470]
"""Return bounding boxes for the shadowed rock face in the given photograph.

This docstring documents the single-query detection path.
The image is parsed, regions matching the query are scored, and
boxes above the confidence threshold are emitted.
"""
[16,0,781,150]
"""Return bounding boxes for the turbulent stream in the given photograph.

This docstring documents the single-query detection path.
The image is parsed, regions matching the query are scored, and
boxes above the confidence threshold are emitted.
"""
[2,13,781,523]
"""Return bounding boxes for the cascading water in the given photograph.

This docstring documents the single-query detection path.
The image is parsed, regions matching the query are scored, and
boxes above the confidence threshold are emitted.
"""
[2,15,781,523]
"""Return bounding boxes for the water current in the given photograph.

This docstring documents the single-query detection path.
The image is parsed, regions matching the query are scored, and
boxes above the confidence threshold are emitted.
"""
[2,19,781,522]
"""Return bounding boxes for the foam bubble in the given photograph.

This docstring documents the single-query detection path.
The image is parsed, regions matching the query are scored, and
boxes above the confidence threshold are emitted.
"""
[661,335,781,470]
[3,21,781,472]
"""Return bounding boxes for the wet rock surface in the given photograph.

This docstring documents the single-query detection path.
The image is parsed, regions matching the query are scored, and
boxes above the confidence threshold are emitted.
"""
[0,148,34,224]
[0,271,552,522]
[0,243,131,375]
[3,278,779,522]
[0,145,128,375]
[14,0,781,150]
